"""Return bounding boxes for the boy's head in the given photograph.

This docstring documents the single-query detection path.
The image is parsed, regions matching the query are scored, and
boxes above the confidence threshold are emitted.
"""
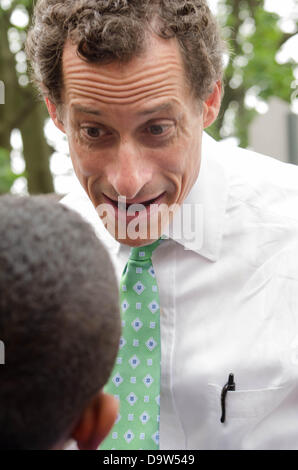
[0,195,121,450]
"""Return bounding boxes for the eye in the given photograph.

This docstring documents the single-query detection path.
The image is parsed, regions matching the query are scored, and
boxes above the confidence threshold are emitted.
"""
[145,123,173,137]
[85,127,101,138]
[81,126,111,141]
[149,125,165,135]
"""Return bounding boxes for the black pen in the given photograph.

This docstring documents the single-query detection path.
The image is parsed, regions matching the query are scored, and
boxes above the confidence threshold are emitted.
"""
[220,373,236,423]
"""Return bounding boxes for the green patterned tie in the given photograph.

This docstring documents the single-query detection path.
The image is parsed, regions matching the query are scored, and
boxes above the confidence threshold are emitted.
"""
[100,238,163,450]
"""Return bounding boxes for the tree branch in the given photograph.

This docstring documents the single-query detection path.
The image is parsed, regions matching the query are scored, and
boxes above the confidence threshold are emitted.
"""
[278,31,298,49]
[10,97,40,130]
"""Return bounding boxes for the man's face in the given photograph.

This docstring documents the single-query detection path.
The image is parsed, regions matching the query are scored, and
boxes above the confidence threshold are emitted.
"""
[49,34,219,246]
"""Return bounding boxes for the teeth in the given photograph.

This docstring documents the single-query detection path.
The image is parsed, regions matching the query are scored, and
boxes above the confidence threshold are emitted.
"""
[128,203,146,213]
[118,202,148,212]
[110,194,161,212]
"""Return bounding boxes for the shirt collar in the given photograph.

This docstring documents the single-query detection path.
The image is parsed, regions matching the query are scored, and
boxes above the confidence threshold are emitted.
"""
[167,132,229,261]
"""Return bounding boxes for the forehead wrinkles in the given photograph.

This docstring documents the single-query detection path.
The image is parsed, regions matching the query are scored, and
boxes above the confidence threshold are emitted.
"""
[63,56,187,106]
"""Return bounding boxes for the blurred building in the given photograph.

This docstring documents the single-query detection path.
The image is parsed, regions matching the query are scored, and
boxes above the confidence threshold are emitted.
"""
[249,97,298,165]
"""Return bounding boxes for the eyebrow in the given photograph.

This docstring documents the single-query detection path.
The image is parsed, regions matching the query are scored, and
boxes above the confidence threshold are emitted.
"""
[72,101,177,117]
[72,105,102,116]
[137,102,176,116]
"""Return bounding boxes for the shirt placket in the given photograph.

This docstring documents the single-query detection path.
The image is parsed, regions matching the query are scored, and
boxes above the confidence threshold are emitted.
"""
[153,240,186,449]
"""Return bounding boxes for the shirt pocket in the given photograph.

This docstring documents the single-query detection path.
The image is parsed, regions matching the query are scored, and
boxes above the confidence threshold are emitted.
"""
[207,382,292,420]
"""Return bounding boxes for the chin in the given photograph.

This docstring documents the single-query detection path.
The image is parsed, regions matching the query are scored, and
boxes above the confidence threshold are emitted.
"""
[115,236,160,247]
[104,212,166,246]
[113,224,162,247]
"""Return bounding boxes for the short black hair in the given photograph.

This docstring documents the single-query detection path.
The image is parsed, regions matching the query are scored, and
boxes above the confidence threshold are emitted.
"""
[0,195,121,449]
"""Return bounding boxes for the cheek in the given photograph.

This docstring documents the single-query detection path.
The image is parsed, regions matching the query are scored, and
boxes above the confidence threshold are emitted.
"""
[171,119,201,171]
[163,136,200,176]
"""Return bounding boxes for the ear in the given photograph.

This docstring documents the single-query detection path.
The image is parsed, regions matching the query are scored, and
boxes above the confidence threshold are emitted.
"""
[45,97,66,134]
[203,81,222,129]
[71,391,119,451]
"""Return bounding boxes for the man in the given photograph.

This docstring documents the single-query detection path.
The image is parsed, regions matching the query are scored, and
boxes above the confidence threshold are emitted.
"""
[0,195,120,450]
[26,0,298,449]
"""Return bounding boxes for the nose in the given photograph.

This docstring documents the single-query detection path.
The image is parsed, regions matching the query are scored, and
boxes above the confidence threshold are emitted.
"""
[106,140,153,200]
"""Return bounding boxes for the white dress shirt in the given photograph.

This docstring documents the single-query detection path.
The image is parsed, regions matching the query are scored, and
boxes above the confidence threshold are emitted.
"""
[61,133,298,450]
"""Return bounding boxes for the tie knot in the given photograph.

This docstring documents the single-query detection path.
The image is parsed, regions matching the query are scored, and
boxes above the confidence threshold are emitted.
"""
[129,238,163,261]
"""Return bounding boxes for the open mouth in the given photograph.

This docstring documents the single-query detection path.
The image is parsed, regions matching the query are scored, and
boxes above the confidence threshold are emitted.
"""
[104,193,165,212]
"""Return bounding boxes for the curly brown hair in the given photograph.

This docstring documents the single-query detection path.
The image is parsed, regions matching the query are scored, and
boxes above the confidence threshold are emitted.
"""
[26,0,225,105]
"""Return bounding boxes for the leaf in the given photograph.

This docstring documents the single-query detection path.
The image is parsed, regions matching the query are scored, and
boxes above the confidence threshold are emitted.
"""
[0,147,22,194]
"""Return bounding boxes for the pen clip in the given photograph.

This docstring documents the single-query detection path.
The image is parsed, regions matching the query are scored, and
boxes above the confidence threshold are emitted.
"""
[220,373,235,423]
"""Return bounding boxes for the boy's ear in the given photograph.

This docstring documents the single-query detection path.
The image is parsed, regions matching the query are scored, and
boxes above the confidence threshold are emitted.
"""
[203,81,222,129]
[71,391,119,451]
[45,98,66,134]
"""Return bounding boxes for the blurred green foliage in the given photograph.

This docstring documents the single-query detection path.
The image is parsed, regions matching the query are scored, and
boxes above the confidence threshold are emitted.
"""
[0,0,54,196]
[208,0,297,146]
[0,147,22,193]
